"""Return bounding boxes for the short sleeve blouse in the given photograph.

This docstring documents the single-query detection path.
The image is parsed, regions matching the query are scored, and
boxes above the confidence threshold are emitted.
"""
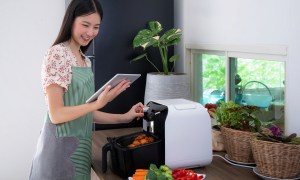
[41,42,92,94]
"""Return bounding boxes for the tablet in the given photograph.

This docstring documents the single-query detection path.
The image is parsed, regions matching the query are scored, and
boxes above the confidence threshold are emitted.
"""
[86,74,141,103]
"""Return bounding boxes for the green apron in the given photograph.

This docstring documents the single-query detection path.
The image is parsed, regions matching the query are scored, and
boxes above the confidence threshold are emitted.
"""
[29,66,95,180]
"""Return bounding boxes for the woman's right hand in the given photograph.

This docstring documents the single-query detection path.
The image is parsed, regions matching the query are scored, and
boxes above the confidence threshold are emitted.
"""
[94,80,131,110]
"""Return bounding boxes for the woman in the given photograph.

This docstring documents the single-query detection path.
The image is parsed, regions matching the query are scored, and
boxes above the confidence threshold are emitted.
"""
[29,0,144,179]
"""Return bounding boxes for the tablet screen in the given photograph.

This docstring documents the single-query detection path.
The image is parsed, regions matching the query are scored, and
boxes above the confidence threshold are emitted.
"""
[86,74,141,103]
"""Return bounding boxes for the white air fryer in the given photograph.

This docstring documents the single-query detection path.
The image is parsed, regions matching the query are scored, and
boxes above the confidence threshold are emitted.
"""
[143,98,212,169]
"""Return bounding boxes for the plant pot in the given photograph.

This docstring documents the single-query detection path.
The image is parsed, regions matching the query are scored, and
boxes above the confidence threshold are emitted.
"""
[250,138,300,179]
[144,72,190,104]
[212,125,225,151]
[220,126,255,163]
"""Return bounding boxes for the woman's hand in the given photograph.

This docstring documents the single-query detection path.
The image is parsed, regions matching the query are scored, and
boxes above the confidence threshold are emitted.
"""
[93,102,144,124]
[94,80,131,110]
[123,102,144,123]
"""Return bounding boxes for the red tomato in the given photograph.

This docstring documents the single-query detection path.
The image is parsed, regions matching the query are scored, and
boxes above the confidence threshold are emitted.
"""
[172,169,204,180]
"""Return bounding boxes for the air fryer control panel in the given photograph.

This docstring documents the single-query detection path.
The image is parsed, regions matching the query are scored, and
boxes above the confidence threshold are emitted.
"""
[142,101,168,139]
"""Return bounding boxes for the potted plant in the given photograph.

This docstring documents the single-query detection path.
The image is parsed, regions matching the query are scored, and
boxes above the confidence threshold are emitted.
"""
[211,101,262,163]
[131,21,189,104]
[251,125,300,179]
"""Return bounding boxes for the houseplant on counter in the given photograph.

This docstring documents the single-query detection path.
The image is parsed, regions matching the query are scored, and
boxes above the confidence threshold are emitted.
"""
[211,100,262,163]
[130,21,189,104]
[250,125,300,179]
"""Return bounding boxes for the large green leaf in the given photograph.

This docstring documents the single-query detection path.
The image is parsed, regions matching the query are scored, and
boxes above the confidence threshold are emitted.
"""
[164,38,181,47]
[160,29,182,45]
[133,29,159,49]
[148,21,162,34]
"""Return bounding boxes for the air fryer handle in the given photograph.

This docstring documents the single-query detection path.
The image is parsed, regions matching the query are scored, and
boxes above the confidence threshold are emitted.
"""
[102,142,111,173]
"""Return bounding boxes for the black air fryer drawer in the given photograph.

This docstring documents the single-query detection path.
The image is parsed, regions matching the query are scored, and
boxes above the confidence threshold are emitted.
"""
[102,131,164,178]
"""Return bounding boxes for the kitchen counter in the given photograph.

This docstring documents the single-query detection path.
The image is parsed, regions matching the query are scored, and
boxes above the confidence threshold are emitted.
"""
[92,127,260,180]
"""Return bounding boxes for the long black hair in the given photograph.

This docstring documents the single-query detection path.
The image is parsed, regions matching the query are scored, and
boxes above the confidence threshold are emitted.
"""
[53,0,103,53]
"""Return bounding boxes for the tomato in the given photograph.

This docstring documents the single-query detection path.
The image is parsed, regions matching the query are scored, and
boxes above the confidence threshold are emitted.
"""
[172,169,204,180]
[190,174,197,178]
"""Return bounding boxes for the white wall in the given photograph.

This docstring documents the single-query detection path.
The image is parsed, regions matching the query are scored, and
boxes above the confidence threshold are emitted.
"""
[0,0,64,179]
[175,0,300,135]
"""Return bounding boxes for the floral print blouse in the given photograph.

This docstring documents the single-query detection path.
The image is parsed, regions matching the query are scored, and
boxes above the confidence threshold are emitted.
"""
[41,42,92,94]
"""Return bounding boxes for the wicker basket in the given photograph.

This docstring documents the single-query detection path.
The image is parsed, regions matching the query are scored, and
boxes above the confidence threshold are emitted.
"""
[251,138,300,179]
[220,126,255,163]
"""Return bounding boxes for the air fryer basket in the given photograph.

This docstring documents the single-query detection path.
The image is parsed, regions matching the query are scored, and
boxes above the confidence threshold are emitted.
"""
[102,131,164,178]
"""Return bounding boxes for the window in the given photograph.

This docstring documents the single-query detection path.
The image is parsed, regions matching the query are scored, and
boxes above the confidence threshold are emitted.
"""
[192,53,226,105]
[188,44,286,128]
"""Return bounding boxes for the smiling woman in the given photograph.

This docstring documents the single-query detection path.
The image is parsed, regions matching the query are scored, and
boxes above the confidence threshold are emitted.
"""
[28,2,105,180]
[28,0,144,179]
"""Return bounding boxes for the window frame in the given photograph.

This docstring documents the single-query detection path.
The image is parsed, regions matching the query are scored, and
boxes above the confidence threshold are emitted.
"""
[186,44,287,102]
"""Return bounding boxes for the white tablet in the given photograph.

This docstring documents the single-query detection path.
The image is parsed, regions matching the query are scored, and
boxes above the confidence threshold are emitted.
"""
[86,74,141,103]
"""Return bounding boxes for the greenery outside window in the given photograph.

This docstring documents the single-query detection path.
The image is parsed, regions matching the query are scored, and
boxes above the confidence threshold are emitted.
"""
[188,45,286,128]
